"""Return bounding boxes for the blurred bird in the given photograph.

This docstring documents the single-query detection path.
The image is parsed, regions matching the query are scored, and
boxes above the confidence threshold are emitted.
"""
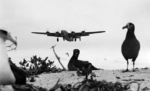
[122,23,140,72]
[68,49,100,73]
[0,29,26,85]
[66,53,69,57]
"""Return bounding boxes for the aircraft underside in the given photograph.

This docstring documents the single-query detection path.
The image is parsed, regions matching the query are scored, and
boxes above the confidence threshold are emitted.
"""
[32,30,105,42]
[57,37,81,42]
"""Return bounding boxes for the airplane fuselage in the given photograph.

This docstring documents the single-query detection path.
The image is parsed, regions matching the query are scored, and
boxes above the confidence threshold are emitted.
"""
[61,30,74,41]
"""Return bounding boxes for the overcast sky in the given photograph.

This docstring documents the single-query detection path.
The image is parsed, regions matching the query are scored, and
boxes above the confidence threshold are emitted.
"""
[1,0,150,70]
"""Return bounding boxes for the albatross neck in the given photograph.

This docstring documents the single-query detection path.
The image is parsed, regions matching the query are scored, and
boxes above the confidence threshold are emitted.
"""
[0,38,9,66]
[126,28,136,39]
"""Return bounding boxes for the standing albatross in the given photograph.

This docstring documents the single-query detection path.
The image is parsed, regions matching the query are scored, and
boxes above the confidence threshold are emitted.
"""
[0,29,26,85]
[122,23,140,71]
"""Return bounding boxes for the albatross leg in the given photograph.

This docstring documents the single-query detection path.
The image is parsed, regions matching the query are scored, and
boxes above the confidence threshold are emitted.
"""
[125,60,129,72]
[132,58,136,72]
[133,62,135,72]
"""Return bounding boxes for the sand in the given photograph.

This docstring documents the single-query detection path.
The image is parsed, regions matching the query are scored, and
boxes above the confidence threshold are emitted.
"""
[29,68,150,90]
[1,68,150,91]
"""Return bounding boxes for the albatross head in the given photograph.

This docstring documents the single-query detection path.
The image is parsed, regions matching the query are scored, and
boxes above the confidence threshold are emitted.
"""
[0,29,17,46]
[122,22,134,30]
[73,49,80,58]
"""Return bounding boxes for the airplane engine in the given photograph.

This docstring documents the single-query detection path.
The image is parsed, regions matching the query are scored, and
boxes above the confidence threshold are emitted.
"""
[82,31,85,33]
[81,31,89,36]
[56,31,59,36]
[46,31,50,36]
[46,31,50,34]
[71,31,75,34]
[71,31,75,36]
[82,31,85,34]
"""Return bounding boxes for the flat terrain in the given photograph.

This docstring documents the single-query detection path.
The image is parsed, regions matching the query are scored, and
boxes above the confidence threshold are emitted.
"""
[30,68,150,90]
[1,68,150,91]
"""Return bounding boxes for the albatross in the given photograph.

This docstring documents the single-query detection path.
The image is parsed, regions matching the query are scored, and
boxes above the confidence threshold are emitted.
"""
[121,23,140,72]
[68,49,100,72]
[0,29,26,85]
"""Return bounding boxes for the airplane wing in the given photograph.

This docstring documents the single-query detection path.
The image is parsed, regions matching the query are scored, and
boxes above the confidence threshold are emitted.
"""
[82,31,105,34]
[31,32,47,35]
[31,31,63,37]
[68,31,105,37]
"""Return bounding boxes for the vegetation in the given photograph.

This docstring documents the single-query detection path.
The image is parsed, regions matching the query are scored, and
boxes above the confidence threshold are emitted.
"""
[18,55,64,77]
[49,65,139,91]
[50,45,66,71]
[9,46,140,91]
[12,64,140,91]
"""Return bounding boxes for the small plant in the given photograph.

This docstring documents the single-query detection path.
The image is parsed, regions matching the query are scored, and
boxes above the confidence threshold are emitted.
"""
[18,55,64,77]
[51,45,66,71]
[48,65,140,91]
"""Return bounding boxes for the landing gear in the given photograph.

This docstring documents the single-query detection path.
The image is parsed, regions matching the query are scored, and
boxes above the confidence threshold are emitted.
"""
[79,37,81,41]
[57,38,59,42]
[63,38,65,41]
[75,38,77,42]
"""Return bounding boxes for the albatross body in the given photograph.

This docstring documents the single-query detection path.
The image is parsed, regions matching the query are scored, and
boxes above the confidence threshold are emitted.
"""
[68,49,100,71]
[121,23,140,71]
[0,29,26,85]
[0,38,15,85]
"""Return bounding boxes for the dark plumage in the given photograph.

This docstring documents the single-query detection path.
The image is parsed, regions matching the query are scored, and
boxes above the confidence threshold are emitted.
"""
[0,29,26,85]
[9,59,26,85]
[121,22,140,71]
[68,49,100,71]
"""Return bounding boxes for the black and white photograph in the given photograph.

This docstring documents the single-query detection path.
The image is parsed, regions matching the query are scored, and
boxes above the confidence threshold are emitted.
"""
[0,0,150,91]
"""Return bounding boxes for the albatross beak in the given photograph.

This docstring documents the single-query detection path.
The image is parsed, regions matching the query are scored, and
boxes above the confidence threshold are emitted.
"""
[7,33,17,46]
[122,25,127,29]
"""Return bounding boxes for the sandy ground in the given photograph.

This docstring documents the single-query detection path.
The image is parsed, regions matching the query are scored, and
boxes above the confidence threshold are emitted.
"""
[1,68,150,91]
[29,68,150,90]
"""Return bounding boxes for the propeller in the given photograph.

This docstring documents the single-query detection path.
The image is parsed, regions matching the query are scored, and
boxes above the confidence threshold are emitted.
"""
[46,29,50,34]
[71,31,75,35]
[81,29,86,34]
[56,29,62,35]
